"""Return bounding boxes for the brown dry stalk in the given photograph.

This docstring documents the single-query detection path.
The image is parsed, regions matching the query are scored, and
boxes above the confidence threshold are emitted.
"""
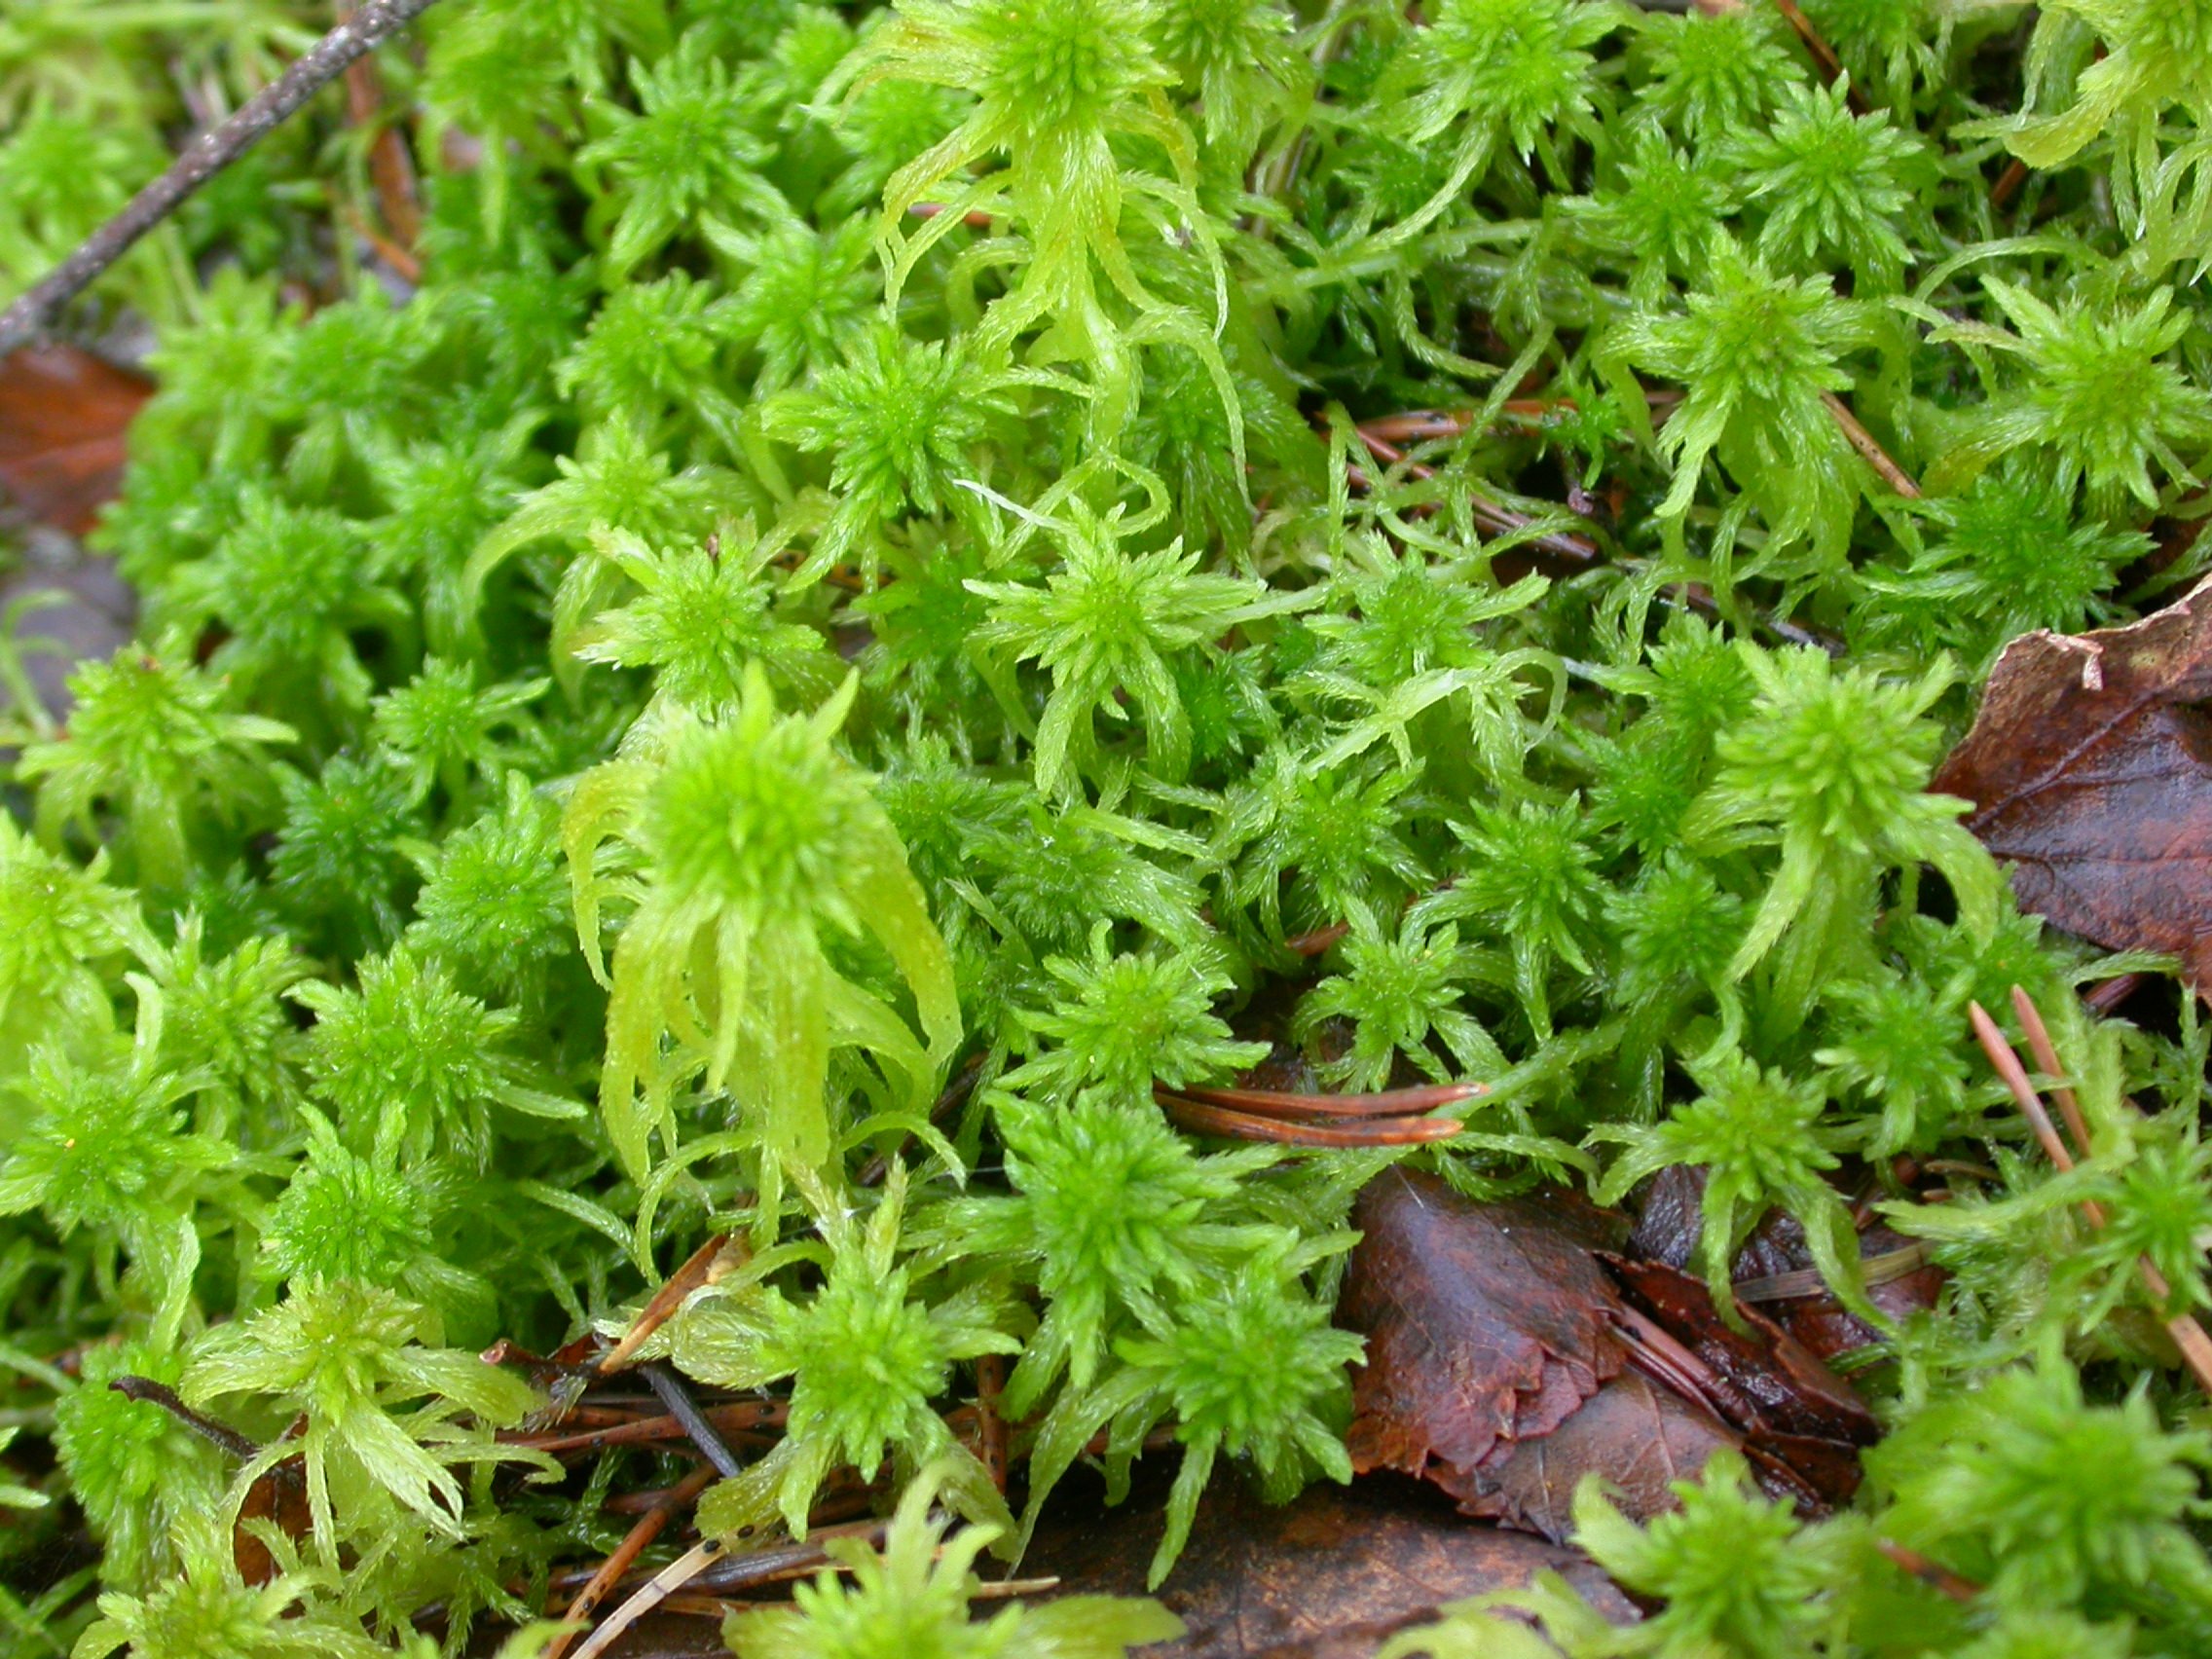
[1156,1093,1463,1146]
[1875,1539,1982,1603]
[1968,998,2212,1395]
[571,1536,727,1659]
[2007,986,2096,1164]
[1165,1079,1485,1118]
[540,1466,716,1659]
[856,1052,986,1188]
[1821,392,1922,498]
[337,1,423,250]
[502,1399,787,1456]
[976,1352,1009,1495]
[110,1376,262,1461]
[600,1233,748,1374]
[1341,420,1844,656]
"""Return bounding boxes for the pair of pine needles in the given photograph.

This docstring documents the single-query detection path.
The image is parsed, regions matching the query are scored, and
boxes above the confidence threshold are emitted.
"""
[1968,986,2212,1396]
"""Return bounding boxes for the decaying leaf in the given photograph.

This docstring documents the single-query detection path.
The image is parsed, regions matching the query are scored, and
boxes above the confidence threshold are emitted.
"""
[1934,579,2212,989]
[1605,1255,1875,1448]
[1629,1164,1943,1364]
[0,346,151,536]
[1341,1170,1629,1500]
[1340,1168,1881,1540]
[1023,1466,1638,1658]
[1467,1368,1754,1543]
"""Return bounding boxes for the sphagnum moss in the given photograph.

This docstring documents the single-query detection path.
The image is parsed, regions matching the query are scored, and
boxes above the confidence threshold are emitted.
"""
[2,1,2212,1653]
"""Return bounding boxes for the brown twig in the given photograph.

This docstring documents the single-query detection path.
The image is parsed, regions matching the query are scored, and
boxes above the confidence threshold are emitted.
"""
[540,1466,716,1659]
[976,1353,1009,1496]
[1284,919,1352,957]
[2008,985,2093,1162]
[1347,425,1605,567]
[600,1234,748,1374]
[0,0,448,356]
[1970,999,2212,1395]
[1156,1093,1462,1146]
[501,1401,788,1457]
[341,203,423,283]
[1730,1244,1933,1305]
[1875,1539,1982,1603]
[1341,420,1844,656]
[2083,973,2146,1015]
[857,1053,986,1189]
[1773,0,1862,105]
[1821,393,1922,498]
[1160,1079,1485,1119]
[337,1,422,250]
[572,1537,727,1659]
[1967,1003,2082,1183]
[1991,157,2030,210]
[689,1519,887,1593]
[111,1376,262,1462]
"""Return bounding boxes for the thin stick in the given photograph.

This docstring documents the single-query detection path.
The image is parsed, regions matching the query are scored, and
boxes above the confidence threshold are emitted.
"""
[572,1537,727,1659]
[110,1377,262,1462]
[1285,919,1351,956]
[976,1353,1008,1496]
[0,0,448,356]
[1822,393,1922,498]
[1157,1094,1462,1146]
[337,1,422,252]
[1160,1079,1485,1119]
[1991,157,2030,210]
[1970,1003,2212,1395]
[857,1054,986,1188]
[601,1234,747,1374]
[2009,985,2092,1161]
[504,1400,787,1456]
[1967,1003,2079,1178]
[541,1467,716,1659]
[1875,1540,1981,1604]
[640,1364,745,1481]
[2083,973,2145,1014]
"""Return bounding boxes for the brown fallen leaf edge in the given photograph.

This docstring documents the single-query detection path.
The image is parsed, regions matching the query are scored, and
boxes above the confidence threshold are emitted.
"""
[1935,574,2212,993]
[1338,1165,1931,1544]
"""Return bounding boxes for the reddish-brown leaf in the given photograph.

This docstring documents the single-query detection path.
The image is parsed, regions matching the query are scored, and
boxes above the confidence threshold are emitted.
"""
[1341,1169,1630,1496]
[1022,1466,1638,1658]
[0,347,151,536]
[1464,1368,1750,1542]
[1628,1165,1942,1364]
[1605,1256,1876,1449]
[1342,1169,1885,1534]
[233,1451,312,1586]
[1933,579,2212,989]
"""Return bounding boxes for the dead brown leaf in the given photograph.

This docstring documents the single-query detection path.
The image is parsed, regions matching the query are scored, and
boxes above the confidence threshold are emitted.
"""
[1933,579,2212,989]
[1023,1466,1637,1658]
[0,346,151,536]
[1340,1169,1629,1499]
[1629,1165,1943,1364]
[1341,1168,1882,1537]
[1468,1368,1748,1542]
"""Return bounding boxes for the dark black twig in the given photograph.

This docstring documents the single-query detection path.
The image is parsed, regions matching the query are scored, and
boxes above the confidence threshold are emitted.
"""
[640,1363,745,1480]
[111,1376,263,1462]
[0,0,448,357]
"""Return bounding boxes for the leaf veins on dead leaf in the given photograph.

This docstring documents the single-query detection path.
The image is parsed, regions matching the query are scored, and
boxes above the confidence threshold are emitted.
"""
[1339,1168,1876,1542]
[1935,577,2212,989]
